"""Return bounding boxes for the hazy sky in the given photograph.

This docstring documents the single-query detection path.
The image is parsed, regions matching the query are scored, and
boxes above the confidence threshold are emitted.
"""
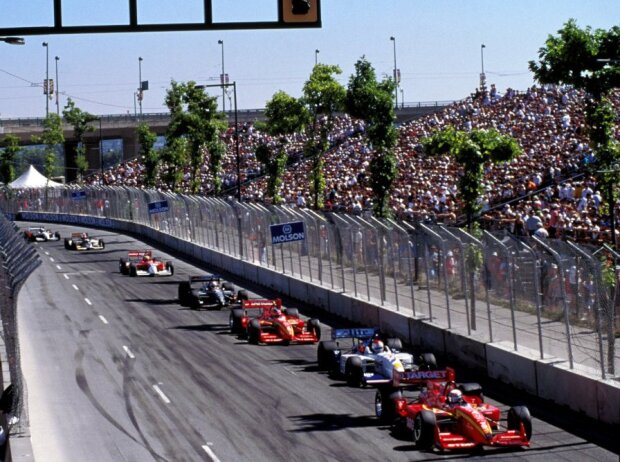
[0,0,618,119]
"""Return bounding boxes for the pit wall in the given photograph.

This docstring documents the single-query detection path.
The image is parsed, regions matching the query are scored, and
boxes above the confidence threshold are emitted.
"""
[15,212,620,426]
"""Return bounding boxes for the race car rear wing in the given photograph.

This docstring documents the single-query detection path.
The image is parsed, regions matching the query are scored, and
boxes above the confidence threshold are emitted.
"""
[127,250,152,259]
[331,327,378,341]
[71,232,86,238]
[241,298,282,310]
[392,367,456,387]
[189,275,222,283]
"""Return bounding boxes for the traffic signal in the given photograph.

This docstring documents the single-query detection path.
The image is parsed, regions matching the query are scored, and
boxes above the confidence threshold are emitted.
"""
[282,0,319,24]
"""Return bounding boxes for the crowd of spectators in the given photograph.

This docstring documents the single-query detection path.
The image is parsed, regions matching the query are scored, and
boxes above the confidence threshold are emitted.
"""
[83,83,620,246]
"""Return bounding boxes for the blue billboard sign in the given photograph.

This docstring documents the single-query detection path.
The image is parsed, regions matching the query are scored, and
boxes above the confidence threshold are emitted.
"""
[148,200,169,215]
[71,190,87,201]
[270,221,305,245]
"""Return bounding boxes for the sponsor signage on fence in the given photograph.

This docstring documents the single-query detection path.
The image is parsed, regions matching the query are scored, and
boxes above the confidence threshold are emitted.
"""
[148,200,169,215]
[71,191,87,201]
[270,221,305,245]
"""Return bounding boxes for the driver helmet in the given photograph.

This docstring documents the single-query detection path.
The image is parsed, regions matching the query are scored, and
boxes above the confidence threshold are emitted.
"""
[144,255,151,261]
[357,340,366,354]
[209,280,218,288]
[81,233,88,239]
[271,302,282,317]
[371,339,384,354]
[447,389,463,405]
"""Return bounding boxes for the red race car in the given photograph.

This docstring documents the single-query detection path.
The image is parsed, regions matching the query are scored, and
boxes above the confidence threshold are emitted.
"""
[374,367,532,451]
[119,250,174,277]
[229,299,321,345]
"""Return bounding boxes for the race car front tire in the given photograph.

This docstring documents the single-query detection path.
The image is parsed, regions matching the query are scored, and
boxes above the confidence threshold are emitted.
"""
[119,258,128,275]
[507,405,532,441]
[98,239,105,249]
[285,307,299,318]
[307,318,321,341]
[419,352,438,370]
[345,356,364,387]
[178,281,190,306]
[317,340,338,371]
[387,337,403,352]
[375,387,402,424]
[237,290,249,301]
[413,410,436,449]
[229,308,245,334]
[247,319,261,345]
[166,262,174,275]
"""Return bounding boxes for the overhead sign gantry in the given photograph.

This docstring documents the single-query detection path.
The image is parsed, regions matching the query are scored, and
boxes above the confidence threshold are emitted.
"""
[0,0,321,36]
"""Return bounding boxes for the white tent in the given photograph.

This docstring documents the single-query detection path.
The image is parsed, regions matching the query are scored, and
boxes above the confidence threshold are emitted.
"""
[9,165,63,188]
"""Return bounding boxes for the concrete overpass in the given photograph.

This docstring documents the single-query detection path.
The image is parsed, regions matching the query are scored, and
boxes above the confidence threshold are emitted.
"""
[0,101,453,181]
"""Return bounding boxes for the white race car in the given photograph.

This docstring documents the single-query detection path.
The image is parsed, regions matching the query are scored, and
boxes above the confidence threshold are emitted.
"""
[23,227,61,242]
[64,232,105,251]
[317,328,437,387]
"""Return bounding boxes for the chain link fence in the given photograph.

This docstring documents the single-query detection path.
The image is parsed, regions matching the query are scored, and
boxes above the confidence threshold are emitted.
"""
[0,185,617,380]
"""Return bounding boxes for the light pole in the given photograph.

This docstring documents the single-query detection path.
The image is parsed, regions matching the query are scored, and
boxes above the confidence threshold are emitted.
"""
[218,40,225,113]
[315,49,319,65]
[138,57,143,118]
[390,36,398,110]
[400,88,404,109]
[42,42,49,117]
[55,56,60,115]
[480,44,486,92]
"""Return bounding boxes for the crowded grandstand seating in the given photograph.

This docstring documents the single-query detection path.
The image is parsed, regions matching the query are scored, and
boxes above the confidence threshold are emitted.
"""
[84,84,620,246]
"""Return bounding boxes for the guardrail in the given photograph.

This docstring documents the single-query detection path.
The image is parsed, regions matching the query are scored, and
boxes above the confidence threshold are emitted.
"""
[0,185,618,426]
[0,213,41,460]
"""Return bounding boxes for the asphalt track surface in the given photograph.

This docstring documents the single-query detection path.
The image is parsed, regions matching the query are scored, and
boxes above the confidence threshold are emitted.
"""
[15,223,619,462]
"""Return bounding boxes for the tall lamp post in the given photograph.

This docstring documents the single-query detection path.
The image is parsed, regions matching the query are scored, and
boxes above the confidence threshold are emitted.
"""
[480,44,486,92]
[55,56,60,115]
[42,42,49,117]
[218,40,225,113]
[138,57,143,118]
[315,49,319,65]
[390,36,398,110]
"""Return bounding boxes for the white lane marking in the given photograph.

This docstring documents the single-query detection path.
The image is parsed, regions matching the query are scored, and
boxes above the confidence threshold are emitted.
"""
[64,274,70,280]
[72,284,79,291]
[284,367,298,376]
[202,444,222,462]
[64,270,106,275]
[49,257,55,262]
[44,251,49,256]
[84,298,92,306]
[98,315,108,325]
[152,385,171,404]
[123,346,135,359]
[56,264,62,270]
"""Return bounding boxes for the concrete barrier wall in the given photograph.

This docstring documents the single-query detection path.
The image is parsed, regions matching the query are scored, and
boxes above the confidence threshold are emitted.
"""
[15,212,620,425]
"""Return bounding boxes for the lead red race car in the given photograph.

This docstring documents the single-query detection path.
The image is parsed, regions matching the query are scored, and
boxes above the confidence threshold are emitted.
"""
[229,298,321,345]
[374,367,532,452]
[119,250,174,277]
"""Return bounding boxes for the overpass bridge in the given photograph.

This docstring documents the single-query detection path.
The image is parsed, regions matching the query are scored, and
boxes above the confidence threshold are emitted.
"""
[0,101,453,182]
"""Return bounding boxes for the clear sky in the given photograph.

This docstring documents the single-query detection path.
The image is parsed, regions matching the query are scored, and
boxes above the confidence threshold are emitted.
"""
[0,0,618,119]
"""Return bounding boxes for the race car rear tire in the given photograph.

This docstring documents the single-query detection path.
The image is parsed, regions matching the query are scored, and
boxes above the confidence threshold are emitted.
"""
[178,281,190,306]
[189,290,201,310]
[413,410,436,449]
[166,262,174,275]
[345,356,364,387]
[507,405,532,441]
[317,340,338,370]
[386,338,403,352]
[419,352,438,370]
[64,238,72,250]
[285,307,299,318]
[375,387,402,424]
[237,290,249,301]
[229,308,244,334]
[307,318,321,341]
[247,319,261,345]
[129,264,137,277]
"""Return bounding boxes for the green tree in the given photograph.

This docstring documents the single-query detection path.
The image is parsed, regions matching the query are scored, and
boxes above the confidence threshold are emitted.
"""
[159,136,188,193]
[302,64,346,209]
[529,19,620,246]
[1,133,21,184]
[63,98,98,183]
[164,80,227,194]
[32,113,65,184]
[257,90,310,204]
[346,57,397,217]
[137,122,159,188]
